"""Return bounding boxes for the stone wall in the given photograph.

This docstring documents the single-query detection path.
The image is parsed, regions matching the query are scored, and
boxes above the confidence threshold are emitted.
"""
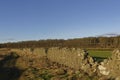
[47,47,97,75]
[11,47,98,76]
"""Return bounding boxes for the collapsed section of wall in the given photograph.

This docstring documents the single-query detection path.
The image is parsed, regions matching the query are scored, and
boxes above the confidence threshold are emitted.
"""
[98,49,120,79]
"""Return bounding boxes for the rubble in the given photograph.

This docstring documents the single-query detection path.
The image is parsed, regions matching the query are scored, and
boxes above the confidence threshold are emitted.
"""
[98,49,120,79]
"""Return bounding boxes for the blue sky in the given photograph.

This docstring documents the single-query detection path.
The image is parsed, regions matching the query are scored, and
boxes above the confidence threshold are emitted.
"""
[0,0,120,43]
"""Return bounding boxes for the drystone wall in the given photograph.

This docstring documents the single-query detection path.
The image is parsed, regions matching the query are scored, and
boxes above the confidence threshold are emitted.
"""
[47,47,97,75]
[11,47,97,75]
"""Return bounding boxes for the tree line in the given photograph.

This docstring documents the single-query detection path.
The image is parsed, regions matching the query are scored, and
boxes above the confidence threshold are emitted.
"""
[0,36,120,49]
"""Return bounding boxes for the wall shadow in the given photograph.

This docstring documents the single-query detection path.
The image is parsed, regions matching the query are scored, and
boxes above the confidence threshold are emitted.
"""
[93,57,107,63]
[0,52,24,80]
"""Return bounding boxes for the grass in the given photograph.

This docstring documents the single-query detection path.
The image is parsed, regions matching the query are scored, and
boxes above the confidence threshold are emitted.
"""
[87,50,112,62]
[88,50,112,58]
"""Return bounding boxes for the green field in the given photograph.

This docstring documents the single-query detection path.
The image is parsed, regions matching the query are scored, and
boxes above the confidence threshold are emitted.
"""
[88,50,112,58]
[87,50,112,62]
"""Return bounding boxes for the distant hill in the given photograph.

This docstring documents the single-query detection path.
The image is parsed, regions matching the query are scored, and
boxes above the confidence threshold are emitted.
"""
[96,33,120,37]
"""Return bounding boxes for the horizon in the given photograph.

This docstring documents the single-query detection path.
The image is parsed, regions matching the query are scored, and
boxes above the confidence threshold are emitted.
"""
[1,33,120,44]
[0,0,120,43]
